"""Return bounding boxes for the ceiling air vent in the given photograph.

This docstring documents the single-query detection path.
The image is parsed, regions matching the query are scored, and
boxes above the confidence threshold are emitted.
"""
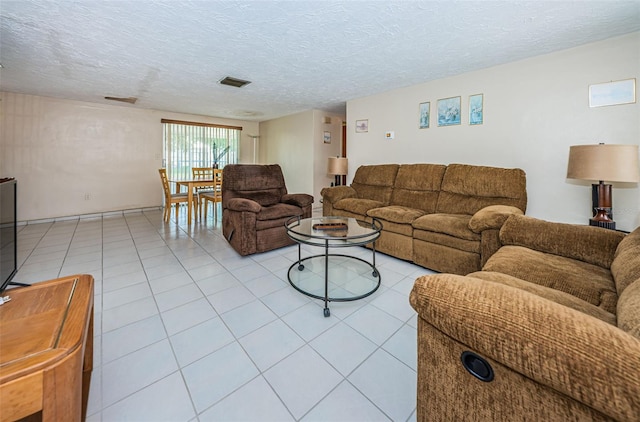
[104,96,137,104]
[219,76,251,88]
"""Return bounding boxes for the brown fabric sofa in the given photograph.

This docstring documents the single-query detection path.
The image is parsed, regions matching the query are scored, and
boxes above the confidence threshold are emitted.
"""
[222,164,313,256]
[410,215,640,421]
[321,163,527,274]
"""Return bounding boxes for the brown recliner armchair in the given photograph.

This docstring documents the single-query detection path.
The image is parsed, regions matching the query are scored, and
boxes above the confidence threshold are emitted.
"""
[222,164,314,256]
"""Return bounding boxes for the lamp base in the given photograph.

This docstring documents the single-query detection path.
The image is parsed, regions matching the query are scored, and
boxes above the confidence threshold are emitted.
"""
[589,219,616,230]
[592,184,613,220]
[589,208,616,230]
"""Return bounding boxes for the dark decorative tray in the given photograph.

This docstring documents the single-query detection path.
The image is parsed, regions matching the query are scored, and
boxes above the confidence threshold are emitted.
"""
[312,222,348,231]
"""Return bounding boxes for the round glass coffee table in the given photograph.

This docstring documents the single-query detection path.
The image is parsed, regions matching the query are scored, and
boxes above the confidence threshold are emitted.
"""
[285,216,383,317]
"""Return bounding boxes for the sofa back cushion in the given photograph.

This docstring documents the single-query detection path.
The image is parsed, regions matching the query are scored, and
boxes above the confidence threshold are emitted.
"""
[390,164,446,213]
[499,215,625,269]
[436,164,527,215]
[351,164,399,204]
[222,164,287,207]
[611,226,640,295]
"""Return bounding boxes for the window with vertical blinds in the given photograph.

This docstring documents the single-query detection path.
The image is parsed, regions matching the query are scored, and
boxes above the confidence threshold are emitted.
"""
[161,119,241,180]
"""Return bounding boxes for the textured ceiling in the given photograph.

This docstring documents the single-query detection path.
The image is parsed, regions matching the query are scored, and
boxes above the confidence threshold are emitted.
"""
[1,1,639,121]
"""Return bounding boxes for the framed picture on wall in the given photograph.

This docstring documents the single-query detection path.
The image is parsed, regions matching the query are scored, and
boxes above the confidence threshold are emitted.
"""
[355,119,369,133]
[419,102,430,129]
[437,96,461,126]
[589,78,636,107]
[469,94,483,125]
[323,131,331,144]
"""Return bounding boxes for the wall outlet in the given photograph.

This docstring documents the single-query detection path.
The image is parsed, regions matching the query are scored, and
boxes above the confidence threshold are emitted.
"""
[385,131,395,140]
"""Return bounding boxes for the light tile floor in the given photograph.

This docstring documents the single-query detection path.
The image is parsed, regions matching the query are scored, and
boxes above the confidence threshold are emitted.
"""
[12,207,435,422]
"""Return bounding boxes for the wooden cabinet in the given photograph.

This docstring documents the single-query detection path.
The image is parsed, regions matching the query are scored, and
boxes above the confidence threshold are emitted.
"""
[0,275,94,422]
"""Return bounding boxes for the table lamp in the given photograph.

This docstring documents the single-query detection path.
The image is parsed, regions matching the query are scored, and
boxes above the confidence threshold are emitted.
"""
[327,157,348,186]
[566,143,640,229]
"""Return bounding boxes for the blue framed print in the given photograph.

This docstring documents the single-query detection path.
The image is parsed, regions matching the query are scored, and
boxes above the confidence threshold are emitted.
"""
[419,102,430,129]
[469,94,483,125]
[437,96,461,126]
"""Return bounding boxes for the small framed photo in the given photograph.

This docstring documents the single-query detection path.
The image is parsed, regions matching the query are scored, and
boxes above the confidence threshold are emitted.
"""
[437,96,461,127]
[355,119,369,133]
[589,78,636,107]
[323,131,331,144]
[469,94,483,125]
[419,102,430,129]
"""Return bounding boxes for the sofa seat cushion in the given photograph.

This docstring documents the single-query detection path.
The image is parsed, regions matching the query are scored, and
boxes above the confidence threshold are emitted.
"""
[256,203,303,221]
[412,213,480,241]
[333,198,385,217]
[484,246,617,313]
[367,206,424,237]
[467,271,616,325]
[368,205,425,224]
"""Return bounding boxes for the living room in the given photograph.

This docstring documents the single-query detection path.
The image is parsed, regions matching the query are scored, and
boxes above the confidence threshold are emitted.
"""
[1,1,639,421]
[1,36,639,230]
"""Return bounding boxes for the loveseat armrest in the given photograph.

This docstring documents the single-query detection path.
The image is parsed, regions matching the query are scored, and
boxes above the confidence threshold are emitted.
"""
[409,273,640,421]
[320,186,357,204]
[226,197,262,213]
[468,205,523,233]
[282,193,314,208]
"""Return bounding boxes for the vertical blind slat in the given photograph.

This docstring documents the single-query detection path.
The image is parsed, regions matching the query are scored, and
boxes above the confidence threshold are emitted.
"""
[162,122,240,182]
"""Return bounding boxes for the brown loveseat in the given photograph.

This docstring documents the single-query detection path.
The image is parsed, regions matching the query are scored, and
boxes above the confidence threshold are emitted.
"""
[321,163,527,274]
[410,215,640,421]
[222,164,313,256]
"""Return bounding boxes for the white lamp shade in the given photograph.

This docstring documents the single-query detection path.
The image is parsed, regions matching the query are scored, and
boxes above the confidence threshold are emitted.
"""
[327,157,348,175]
[567,144,640,183]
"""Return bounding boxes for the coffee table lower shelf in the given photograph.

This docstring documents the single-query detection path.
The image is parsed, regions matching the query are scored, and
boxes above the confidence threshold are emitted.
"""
[287,253,381,317]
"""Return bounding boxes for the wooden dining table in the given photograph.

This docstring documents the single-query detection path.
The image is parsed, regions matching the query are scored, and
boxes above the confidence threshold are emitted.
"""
[170,178,216,225]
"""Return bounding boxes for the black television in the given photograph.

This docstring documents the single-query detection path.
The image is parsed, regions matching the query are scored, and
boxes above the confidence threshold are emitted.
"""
[0,178,17,294]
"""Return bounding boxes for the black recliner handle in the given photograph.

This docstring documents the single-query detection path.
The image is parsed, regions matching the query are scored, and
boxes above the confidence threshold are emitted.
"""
[461,351,494,382]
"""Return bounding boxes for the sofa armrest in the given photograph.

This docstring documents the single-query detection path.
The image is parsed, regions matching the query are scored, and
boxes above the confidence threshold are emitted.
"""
[499,214,625,268]
[409,273,640,421]
[320,186,357,204]
[468,205,523,233]
[281,193,314,208]
[226,197,261,213]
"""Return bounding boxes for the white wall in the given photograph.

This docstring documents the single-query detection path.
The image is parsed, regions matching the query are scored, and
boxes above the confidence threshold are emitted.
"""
[347,32,640,231]
[259,109,343,208]
[312,110,343,205]
[260,110,315,196]
[0,93,259,221]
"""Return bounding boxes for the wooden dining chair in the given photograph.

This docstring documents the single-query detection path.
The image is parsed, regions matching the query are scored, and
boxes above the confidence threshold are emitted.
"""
[200,168,223,220]
[158,168,197,223]
[192,167,215,217]
[192,167,214,180]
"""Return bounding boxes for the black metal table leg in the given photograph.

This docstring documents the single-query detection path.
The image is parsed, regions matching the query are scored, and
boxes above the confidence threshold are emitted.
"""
[372,241,379,277]
[323,239,330,317]
[297,242,304,271]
